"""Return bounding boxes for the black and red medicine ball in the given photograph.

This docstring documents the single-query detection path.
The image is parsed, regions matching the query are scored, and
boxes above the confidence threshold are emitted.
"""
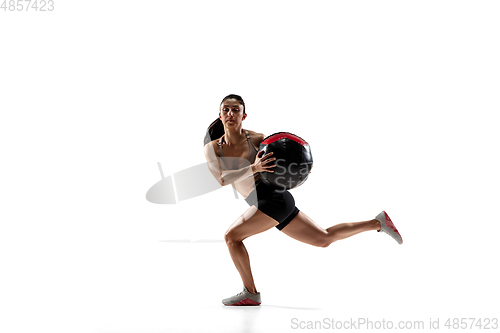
[258,132,313,191]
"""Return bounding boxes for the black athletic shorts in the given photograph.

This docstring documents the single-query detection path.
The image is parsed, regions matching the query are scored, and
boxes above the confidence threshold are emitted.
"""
[244,181,300,231]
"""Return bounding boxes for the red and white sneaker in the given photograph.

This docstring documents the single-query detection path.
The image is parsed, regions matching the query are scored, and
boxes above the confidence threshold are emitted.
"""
[222,286,261,306]
[376,211,403,244]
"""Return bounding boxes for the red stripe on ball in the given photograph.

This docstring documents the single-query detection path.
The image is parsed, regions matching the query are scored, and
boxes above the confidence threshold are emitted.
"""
[261,132,309,146]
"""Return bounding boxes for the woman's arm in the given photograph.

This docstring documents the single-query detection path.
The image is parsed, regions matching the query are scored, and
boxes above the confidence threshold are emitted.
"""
[203,142,255,186]
[203,141,275,187]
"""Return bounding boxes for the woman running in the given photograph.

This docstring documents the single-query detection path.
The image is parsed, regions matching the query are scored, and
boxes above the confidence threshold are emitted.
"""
[203,94,403,306]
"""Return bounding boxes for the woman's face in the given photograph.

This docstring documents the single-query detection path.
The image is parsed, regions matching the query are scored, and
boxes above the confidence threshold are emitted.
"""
[219,98,246,127]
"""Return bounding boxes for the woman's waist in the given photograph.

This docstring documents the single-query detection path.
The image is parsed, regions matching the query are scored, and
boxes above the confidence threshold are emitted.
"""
[242,178,279,203]
[231,176,260,198]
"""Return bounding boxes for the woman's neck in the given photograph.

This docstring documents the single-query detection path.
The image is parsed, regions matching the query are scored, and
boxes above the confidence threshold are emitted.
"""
[223,126,246,146]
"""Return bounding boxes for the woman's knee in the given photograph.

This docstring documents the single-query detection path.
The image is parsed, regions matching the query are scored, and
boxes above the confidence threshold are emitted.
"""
[224,230,246,245]
[305,232,333,248]
[224,220,245,244]
[224,229,236,244]
[314,237,332,248]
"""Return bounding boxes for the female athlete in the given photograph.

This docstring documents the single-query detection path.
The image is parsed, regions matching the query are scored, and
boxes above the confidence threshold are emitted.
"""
[203,94,403,306]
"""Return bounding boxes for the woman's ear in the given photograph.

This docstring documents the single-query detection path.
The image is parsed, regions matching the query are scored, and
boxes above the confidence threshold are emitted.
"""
[243,113,247,121]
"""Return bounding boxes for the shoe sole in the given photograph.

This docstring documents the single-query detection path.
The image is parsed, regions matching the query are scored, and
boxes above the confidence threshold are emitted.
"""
[224,298,261,306]
[377,211,403,244]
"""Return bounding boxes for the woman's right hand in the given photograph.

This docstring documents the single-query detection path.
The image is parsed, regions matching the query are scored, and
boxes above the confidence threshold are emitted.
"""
[252,151,276,174]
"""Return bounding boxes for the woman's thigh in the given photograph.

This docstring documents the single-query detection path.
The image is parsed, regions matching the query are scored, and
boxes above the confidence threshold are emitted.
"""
[280,211,329,247]
[224,205,279,242]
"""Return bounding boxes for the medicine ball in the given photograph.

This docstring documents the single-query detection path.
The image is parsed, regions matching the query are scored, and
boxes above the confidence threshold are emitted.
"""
[258,132,313,191]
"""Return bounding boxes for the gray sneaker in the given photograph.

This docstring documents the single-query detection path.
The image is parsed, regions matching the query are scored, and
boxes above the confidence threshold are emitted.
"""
[222,286,261,306]
[376,211,403,244]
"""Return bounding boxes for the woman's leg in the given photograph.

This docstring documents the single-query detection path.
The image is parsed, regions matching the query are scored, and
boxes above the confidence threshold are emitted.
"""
[224,205,278,294]
[281,211,381,247]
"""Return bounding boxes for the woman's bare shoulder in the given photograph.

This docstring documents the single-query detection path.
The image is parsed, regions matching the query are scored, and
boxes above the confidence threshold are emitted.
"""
[246,129,265,148]
[204,139,220,157]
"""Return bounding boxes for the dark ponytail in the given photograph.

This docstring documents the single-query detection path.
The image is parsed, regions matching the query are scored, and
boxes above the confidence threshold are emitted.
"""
[204,117,225,146]
[203,94,246,146]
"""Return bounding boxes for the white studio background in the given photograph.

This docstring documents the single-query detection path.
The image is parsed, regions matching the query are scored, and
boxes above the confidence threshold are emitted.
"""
[1,1,499,333]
